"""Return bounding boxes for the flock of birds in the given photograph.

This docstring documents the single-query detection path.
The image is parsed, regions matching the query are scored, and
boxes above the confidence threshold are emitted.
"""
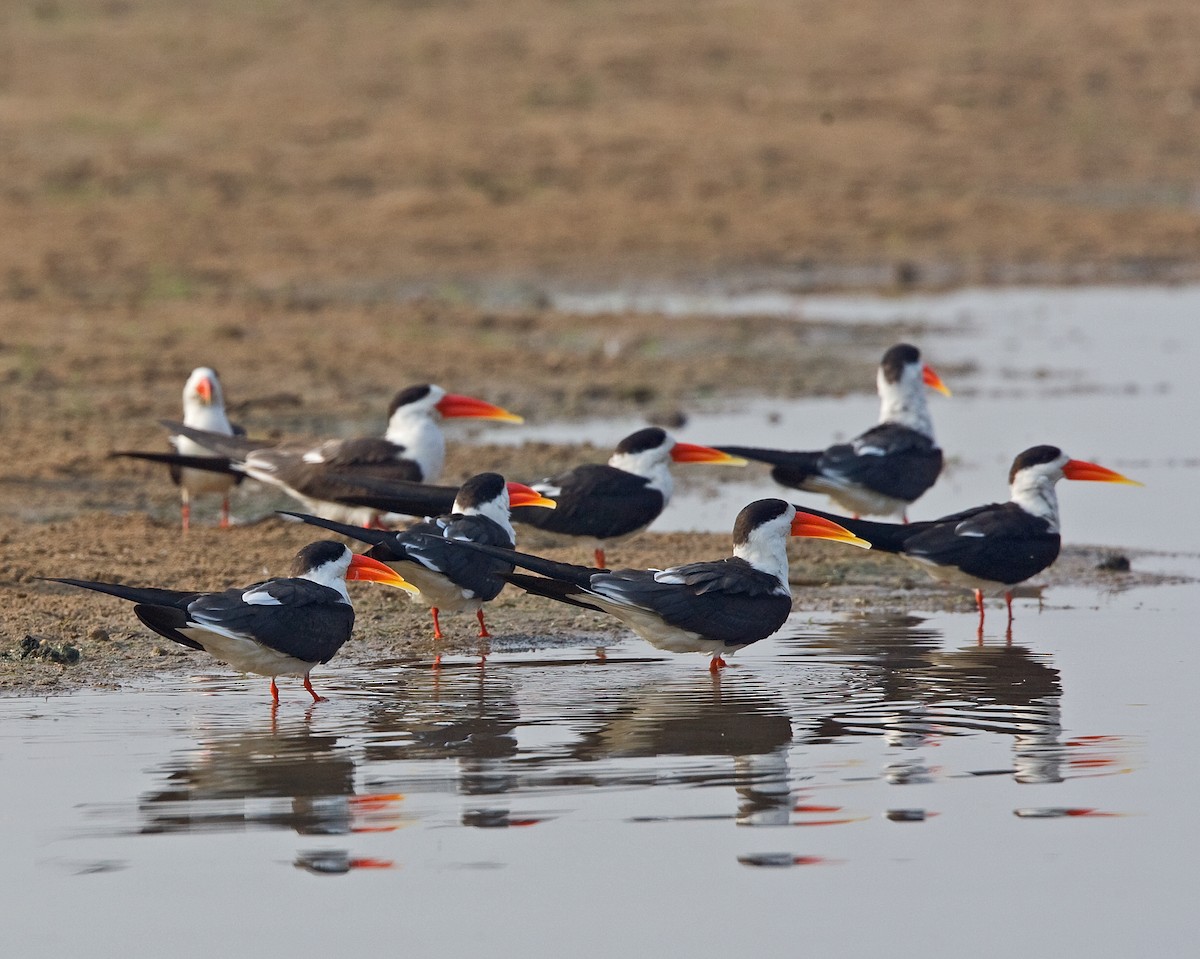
[45,344,1140,703]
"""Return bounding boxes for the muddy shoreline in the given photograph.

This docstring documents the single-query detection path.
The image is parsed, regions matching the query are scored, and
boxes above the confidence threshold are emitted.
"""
[2,502,1174,697]
[4,0,1198,694]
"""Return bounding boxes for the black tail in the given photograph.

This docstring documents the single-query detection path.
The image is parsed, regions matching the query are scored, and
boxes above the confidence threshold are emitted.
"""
[43,579,206,651]
[440,539,600,587]
[718,446,821,485]
[503,573,604,612]
[789,506,921,554]
[277,511,393,547]
[322,480,458,517]
[111,450,238,474]
[42,577,195,608]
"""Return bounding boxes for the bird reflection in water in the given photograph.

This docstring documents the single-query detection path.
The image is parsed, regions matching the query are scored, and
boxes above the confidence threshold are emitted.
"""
[360,668,545,829]
[293,850,395,875]
[790,613,1074,785]
[569,675,798,826]
[131,713,407,839]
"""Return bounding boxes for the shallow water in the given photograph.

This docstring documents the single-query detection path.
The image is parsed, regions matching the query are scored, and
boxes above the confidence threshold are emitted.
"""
[528,284,1200,559]
[7,285,1200,955]
[5,576,1198,955]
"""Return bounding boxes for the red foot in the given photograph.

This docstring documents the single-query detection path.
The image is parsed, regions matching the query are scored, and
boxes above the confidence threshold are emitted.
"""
[431,608,444,641]
[594,548,607,568]
[269,677,280,705]
[220,497,231,529]
[476,609,491,638]
[303,674,326,703]
[181,502,191,533]
[709,656,728,673]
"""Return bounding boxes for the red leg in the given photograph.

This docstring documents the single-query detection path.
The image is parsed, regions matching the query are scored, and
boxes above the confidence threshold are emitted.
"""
[594,547,606,568]
[303,673,326,703]
[430,608,444,668]
[269,677,280,705]
[181,499,191,533]
[476,608,491,639]
[1005,590,1014,623]
[902,513,910,525]
[709,655,728,673]
[220,495,231,529]
[595,647,607,662]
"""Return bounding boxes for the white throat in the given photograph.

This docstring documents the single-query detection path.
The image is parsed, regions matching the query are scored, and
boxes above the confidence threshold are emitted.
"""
[386,409,445,483]
[183,396,233,435]
[878,366,935,438]
[302,560,352,604]
[733,529,791,590]
[609,449,674,502]
[457,494,516,543]
[1009,471,1062,533]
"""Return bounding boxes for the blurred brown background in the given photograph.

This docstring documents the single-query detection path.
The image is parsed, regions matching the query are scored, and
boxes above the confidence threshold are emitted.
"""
[4,0,1199,303]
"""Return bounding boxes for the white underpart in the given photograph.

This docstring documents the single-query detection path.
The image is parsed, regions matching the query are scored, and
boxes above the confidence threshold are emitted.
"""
[178,627,315,676]
[903,556,1021,594]
[385,385,448,483]
[1007,456,1066,534]
[174,367,237,497]
[799,474,910,519]
[877,359,935,438]
[587,591,724,655]
[289,497,381,527]
[394,561,480,612]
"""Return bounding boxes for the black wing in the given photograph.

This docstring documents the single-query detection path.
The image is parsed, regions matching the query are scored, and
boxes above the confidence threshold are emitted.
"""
[303,438,413,470]
[589,558,794,646]
[900,502,1061,584]
[812,424,943,501]
[385,516,516,601]
[186,579,355,664]
[511,463,663,539]
[162,420,270,458]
